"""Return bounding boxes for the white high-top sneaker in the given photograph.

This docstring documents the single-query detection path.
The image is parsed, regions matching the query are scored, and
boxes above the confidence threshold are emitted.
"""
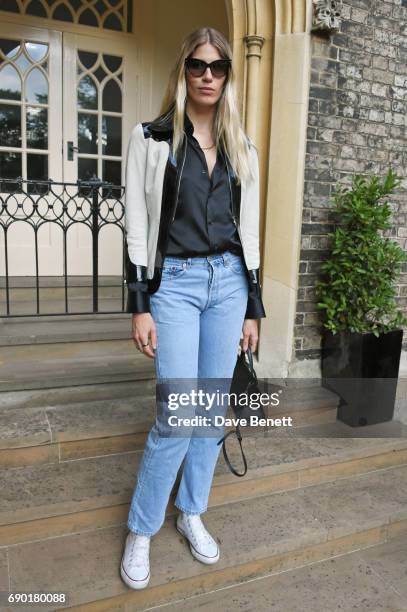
[120,531,150,589]
[176,512,220,564]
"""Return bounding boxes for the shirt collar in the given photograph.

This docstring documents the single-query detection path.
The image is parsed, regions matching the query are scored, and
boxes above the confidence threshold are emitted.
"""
[183,110,227,164]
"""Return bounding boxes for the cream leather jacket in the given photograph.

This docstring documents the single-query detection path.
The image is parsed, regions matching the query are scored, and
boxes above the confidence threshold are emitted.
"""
[124,110,266,319]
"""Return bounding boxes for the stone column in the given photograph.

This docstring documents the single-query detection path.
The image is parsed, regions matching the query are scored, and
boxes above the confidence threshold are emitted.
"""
[243,34,265,138]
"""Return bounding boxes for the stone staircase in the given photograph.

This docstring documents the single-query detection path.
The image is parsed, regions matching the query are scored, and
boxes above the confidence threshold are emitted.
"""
[0,276,125,317]
[0,314,407,611]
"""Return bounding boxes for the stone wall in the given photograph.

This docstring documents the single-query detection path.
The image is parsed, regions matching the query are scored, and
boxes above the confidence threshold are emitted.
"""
[295,0,407,360]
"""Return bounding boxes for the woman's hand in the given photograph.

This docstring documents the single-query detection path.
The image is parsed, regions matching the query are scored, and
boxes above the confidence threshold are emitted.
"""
[132,313,157,358]
[240,319,259,353]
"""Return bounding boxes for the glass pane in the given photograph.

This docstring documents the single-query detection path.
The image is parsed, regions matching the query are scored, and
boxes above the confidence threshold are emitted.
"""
[25,68,48,104]
[52,3,74,22]
[102,115,121,156]
[78,51,98,70]
[0,151,21,193]
[103,13,122,31]
[0,39,20,60]
[78,9,98,27]
[0,64,21,100]
[27,153,48,180]
[78,157,98,181]
[68,0,82,10]
[24,42,48,63]
[27,107,48,149]
[94,0,106,15]
[78,113,98,154]
[0,104,21,147]
[102,159,121,198]
[127,0,133,33]
[26,0,47,17]
[0,0,19,14]
[15,53,31,73]
[27,153,48,194]
[78,75,97,110]
[94,66,107,83]
[103,159,121,184]
[102,79,121,112]
[103,54,122,73]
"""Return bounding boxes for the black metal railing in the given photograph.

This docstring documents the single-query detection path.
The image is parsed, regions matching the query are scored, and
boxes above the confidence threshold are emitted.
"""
[0,177,127,317]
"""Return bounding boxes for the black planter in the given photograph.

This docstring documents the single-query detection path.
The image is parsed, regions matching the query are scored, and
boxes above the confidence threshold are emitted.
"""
[321,329,403,427]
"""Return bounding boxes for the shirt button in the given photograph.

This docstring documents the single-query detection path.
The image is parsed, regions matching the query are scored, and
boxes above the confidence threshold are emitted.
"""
[208,221,213,225]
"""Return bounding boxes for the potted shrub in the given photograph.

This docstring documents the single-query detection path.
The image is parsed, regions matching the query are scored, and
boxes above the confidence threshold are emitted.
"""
[316,168,407,426]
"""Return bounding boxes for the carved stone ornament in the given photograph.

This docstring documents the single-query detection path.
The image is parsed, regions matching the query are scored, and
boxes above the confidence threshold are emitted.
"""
[311,0,342,32]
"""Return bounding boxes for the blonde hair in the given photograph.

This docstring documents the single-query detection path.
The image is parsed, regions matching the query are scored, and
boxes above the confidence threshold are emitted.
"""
[156,27,254,184]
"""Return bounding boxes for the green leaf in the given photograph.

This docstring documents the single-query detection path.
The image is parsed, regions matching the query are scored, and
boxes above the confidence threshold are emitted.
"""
[316,167,405,334]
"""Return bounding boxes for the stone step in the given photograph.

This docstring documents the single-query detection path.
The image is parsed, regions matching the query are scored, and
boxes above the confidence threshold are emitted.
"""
[0,384,340,468]
[1,434,406,546]
[0,285,126,306]
[2,463,407,610]
[0,314,131,346]
[160,533,407,612]
[0,297,127,317]
[0,276,123,289]
[0,276,123,297]
[0,339,156,392]
[0,380,156,410]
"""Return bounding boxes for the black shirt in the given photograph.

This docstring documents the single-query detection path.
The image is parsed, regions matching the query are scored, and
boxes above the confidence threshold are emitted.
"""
[165,113,243,258]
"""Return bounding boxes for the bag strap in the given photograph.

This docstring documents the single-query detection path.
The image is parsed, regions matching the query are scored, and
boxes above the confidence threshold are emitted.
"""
[217,424,248,477]
[215,348,258,478]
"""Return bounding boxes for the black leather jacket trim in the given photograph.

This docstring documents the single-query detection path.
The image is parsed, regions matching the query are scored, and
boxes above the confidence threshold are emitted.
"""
[125,254,150,314]
[245,268,266,319]
[127,287,150,313]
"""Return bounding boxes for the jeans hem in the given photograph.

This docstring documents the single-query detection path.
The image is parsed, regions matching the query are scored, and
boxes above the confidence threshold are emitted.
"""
[127,523,156,537]
[174,502,207,515]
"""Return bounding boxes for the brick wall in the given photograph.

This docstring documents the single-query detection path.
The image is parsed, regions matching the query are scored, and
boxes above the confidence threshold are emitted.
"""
[295,0,407,360]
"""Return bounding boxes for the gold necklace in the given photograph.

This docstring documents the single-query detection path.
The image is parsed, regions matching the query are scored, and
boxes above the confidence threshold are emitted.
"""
[201,143,216,150]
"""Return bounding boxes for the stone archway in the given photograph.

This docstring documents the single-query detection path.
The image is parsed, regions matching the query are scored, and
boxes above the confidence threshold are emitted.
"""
[225,0,312,378]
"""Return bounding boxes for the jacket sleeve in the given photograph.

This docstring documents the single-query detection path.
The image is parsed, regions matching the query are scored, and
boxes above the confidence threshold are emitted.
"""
[244,140,266,319]
[124,123,150,314]
[245,269,266,319]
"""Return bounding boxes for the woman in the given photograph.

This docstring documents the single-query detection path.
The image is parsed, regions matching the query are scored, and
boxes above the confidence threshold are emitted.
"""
[120,27,266,590]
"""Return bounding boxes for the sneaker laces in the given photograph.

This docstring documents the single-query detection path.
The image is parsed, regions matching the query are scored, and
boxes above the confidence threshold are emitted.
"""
[185,514,213,546]
[129,534,150,566]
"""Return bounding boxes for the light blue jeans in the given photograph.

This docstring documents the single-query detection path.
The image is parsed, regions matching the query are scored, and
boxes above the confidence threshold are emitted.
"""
[127,250,249,536]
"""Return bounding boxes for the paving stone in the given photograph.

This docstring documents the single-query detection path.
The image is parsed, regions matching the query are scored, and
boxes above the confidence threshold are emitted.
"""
[162,534,407,612]
[45,395,156,441]
[0,315,131,346]
[0,380,157,411]
[0,452,140,525]
[0,339,155,391]
[2,437,407,527]
[5,465,407,610]
[357,535,407,602]
[0,407,51,449]
[0,548,9,591]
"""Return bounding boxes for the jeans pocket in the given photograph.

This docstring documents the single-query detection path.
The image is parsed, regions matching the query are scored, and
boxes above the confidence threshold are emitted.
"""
[228,255,245,274]
[161,260,188,279]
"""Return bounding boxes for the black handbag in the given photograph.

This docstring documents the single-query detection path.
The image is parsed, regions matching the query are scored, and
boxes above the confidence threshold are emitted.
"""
[217,348,266,477]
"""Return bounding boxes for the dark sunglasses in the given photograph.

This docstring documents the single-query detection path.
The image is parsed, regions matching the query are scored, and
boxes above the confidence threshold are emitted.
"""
[185,57,231,78]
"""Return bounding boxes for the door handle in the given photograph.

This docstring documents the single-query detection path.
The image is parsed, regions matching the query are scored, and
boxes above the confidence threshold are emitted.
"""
[67,141,78,161]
